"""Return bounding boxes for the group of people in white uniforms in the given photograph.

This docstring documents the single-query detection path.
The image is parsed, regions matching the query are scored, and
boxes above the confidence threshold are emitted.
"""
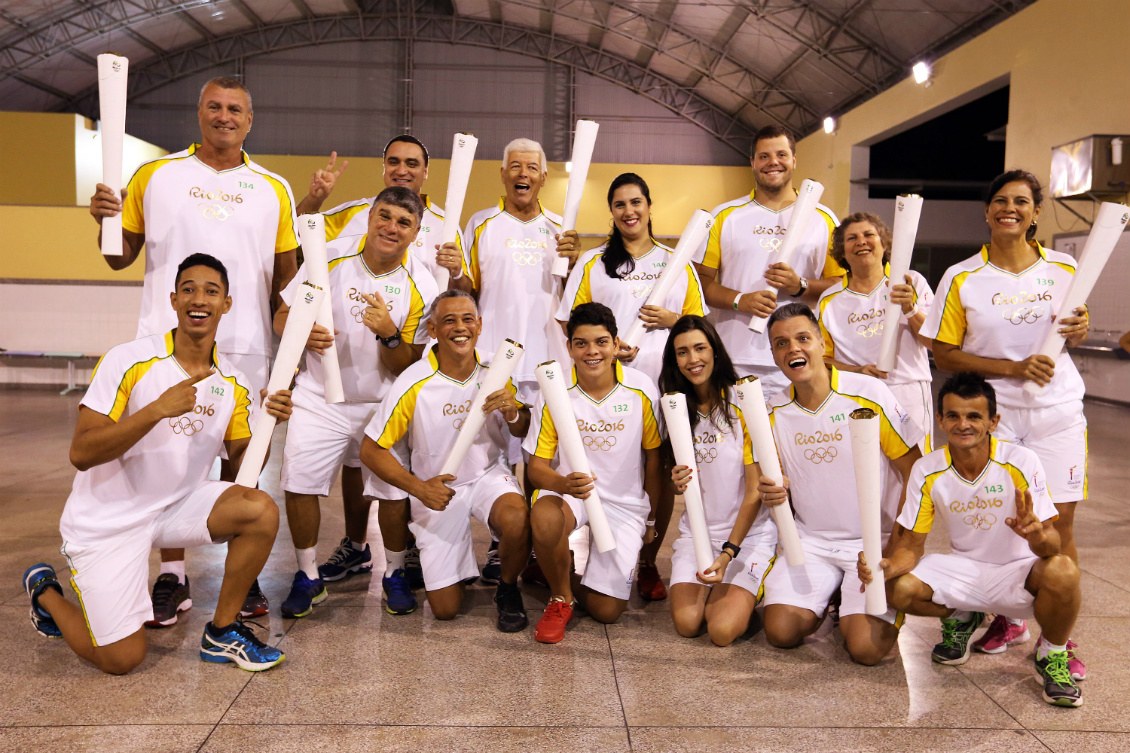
[23,75,1097,709]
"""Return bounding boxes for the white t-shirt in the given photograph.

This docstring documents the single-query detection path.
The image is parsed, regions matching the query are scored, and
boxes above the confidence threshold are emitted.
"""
[921,243,1085,409]
[524,363,662,514]
[367,347,519,488]
[768,368,922,541]
[322,194,467,281]
[60,332,253,539]
[555,243,708,381]
[898,437,1056,566]
[122,144,299,357]
[694,189,844,368]
[282,250,437,403]
[817,270,934,384]
[465,200,563,382]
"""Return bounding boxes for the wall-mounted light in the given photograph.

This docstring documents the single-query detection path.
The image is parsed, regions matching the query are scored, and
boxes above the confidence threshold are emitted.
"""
[823,116,836,135]
[912,61,931,86]
[565,160,573,173]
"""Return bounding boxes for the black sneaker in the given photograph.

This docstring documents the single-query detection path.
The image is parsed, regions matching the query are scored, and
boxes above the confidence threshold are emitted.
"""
[931,611,984,665]
[1036,650,1083,707]
[404,545,425,591]
[240,578,270,618]
[494,581,528,632]
[480,540,501,585]
[146,573,192,628]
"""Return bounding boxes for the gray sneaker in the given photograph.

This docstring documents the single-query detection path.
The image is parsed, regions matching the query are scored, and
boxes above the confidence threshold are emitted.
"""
[1035,650,1083,707]
[318,537,373,582]
[932,611,984,665]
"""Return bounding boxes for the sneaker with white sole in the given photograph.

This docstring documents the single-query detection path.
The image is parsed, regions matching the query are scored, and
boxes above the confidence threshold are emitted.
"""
[281,572,328,618]
[146,573,192,628]
[480,540,501,585]
[23,563,63,639]
[199,620,285,672]
[318,537,373,582]
[1066,639,1087,681]
[932,611,984,665]
[1035,650,1083,707]
[972,614,1029,654]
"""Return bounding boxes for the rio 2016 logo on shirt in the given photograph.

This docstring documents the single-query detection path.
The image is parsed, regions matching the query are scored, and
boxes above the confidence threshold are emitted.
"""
[444,399,473,430]
[190,187,243,223]
[948,495,1003,514]
[992,290,1050,326]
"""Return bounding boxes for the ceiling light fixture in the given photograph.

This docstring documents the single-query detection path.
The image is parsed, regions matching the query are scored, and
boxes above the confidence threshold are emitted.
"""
[823,116,836,135]
[912,61,931,86]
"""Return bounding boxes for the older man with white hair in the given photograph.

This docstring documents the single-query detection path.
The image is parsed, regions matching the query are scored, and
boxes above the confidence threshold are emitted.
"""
[463,138,563,583]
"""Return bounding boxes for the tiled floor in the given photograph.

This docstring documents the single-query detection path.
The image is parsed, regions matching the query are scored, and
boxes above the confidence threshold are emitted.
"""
[3,389,1128,752]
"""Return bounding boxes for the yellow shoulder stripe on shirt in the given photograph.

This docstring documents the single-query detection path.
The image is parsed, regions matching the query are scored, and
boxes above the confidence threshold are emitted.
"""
[375,374,433,449]
[701,201,748,271]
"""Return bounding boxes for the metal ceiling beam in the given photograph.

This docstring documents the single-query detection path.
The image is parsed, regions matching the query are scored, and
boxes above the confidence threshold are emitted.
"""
[59,9,756,157]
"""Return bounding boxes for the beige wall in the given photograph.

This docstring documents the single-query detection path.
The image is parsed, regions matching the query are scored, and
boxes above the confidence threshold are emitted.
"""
[797,0,1130,238]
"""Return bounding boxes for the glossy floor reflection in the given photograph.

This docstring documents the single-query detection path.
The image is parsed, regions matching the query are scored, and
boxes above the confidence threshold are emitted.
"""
[3,389,1128,753]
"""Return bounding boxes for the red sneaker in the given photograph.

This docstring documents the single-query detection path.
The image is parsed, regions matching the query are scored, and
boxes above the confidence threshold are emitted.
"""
[636,563,667,602]
[534,597,574,644]
[972,614,1029,654]
[1067,639,1087,681]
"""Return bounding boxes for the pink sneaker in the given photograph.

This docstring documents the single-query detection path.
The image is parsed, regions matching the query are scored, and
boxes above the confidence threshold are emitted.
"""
[972,614,1030,654]
[1067,639,1087,681]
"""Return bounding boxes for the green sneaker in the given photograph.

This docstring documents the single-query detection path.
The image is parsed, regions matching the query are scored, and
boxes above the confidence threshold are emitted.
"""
[1035,650,1083,707]
[931,611,984,665]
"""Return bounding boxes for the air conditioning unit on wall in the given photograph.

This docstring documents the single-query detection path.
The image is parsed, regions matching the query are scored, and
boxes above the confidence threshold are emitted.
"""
[1050,134,1130,199]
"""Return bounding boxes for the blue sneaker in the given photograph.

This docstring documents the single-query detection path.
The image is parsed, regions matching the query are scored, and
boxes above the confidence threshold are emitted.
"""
[318,537,373,582]
[281,571,328,618]
[382,568,418,615]
[23,563,63,639]
[199,620,285,671]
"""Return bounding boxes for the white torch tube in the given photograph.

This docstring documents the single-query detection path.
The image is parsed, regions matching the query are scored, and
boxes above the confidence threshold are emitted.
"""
[877,194,924,373]
[660,392,714,573]
[849,408,887,616]
[553,120,600,278]
[97,54,129,257]
[298,213,344,404]
[436,133,478,290]
[535,360,616,552]
[235,283,325,488]
[440,339,524,477]
[1024,202,1128,395]
[620,209,713,349]
[733,376,804,566]
[749,179,825,333]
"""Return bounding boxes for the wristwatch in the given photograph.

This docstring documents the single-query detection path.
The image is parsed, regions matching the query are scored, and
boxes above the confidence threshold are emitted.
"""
[721,541,742,559]
[378,329,402,349]
[793,277,809,297]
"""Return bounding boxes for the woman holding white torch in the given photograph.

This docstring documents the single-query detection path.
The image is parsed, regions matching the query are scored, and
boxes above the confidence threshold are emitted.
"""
[922,170,1090,676]
[660,316,775,646]
[817,212,934,448]
[555,173,708,601]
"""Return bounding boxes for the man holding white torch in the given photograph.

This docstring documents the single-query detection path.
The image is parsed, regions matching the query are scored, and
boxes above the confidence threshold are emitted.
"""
[758,303,921,665]
[694,126,844,395]
[87,76,299,624]
[360,290,532,632]
[858,372,1083,707]
[275,187,437,619]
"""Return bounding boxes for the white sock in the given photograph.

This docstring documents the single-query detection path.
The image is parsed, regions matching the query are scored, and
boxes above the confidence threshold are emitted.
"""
[385,548,406,571]
[349,538,366,551]
[949,610,973,623]
[1037,636,1067,660]
[160,560,186,583]
[296,547,319,580]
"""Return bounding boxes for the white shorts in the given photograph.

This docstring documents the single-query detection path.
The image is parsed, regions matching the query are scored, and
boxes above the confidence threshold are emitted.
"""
[732,362,789,401]
[408,467,522,591]
[59,480,230,647]
[761,536,899,624]
[911,552,1037,619]
[889,380,933,452]
[996,401,1087,503]
[281,390,401,500]
[669,533,776,601]
[554,493,647,601]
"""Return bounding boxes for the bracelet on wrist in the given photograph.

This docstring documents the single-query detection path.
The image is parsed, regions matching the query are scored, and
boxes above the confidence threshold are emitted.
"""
[646,518,657,527]
[451,268,464,281]
[731,292,742,311]
[721,541,742,559]
[506,407,522,424]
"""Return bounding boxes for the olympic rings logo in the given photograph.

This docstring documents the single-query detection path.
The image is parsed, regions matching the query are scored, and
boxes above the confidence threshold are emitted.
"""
[198,203,234,222]
[511,250,543,266]
[351,303,393,323]
[695,447,718,464]
[855,320,884,338]
[803,445,838,464]
[631,283,651,299]
[963,512,997,530]
[453,417,465,431]
[583,435,617,451]
[1005,307,1043,326]
[169,416,204,436]
[760,237,782,253]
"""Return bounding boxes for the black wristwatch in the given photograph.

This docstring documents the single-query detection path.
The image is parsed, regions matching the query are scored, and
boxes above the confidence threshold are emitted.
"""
[721,541,742,559]
[378,329,402,349]
[792,277,809,297]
